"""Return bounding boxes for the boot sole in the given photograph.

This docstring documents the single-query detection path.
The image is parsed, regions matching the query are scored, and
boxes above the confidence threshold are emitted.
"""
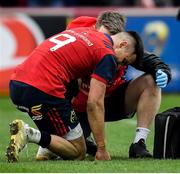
[6,121,20,162]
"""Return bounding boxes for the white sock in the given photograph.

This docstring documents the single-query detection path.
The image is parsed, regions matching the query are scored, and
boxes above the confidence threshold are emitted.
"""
[133,127,150,143]
[25,125,41,144]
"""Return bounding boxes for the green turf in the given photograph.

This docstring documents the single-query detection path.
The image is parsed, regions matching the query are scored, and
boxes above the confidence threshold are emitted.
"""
[0,94,180,172]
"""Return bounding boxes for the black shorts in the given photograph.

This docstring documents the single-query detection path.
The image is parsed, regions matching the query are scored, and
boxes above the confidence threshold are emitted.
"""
[104,81,135,121]
[9,80,79,137]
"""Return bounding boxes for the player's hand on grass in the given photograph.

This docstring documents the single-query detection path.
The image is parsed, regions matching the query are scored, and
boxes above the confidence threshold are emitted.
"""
[95,147,111,161]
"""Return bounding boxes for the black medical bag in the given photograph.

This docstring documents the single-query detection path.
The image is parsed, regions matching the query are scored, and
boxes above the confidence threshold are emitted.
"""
[153,107,180,159]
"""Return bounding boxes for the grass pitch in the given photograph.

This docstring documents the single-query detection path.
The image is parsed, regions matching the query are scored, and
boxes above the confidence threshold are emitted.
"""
[0,94,180,172]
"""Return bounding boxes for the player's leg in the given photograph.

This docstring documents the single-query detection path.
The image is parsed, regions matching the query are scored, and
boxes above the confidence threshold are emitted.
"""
[124,74,161,158]
[36,79,80,161]
[36,113,88,161]
[44,126,86,160]
[102,74,160,158]
[6,119,86,161]
[29,105,86,161]
[7,80,86,162]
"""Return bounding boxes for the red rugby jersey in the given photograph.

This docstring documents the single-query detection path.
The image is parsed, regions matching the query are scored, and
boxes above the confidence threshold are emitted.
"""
[67,16,127,94]
[11,27,117,98]
[68,16,127,112]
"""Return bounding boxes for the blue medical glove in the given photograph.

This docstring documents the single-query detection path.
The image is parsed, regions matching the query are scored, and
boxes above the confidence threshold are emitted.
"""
[155,69,168,88]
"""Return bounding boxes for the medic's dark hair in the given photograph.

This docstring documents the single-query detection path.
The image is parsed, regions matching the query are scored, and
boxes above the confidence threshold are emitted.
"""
[127,30,144,65]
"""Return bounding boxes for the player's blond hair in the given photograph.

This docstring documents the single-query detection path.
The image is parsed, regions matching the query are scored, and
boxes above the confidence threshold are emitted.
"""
[95,11,126,35]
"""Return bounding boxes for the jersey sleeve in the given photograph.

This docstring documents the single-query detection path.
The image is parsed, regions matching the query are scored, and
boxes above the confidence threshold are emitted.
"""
[91,54,118,84]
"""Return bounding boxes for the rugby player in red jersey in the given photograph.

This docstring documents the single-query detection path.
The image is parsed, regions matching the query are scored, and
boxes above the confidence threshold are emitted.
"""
[7,23,143,161]
[35,11,127,160]
[35,11,171,160]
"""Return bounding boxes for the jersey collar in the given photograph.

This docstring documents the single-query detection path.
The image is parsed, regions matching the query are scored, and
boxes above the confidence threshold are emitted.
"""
[103,33,114,45]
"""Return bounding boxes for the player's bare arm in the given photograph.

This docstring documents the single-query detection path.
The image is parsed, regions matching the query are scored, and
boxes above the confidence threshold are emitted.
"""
[87,78,111,160]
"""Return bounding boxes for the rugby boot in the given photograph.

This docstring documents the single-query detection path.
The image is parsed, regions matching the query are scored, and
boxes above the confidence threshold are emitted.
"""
[129,139,152,158]
[86,136,97,156]
[6,119,28,162]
